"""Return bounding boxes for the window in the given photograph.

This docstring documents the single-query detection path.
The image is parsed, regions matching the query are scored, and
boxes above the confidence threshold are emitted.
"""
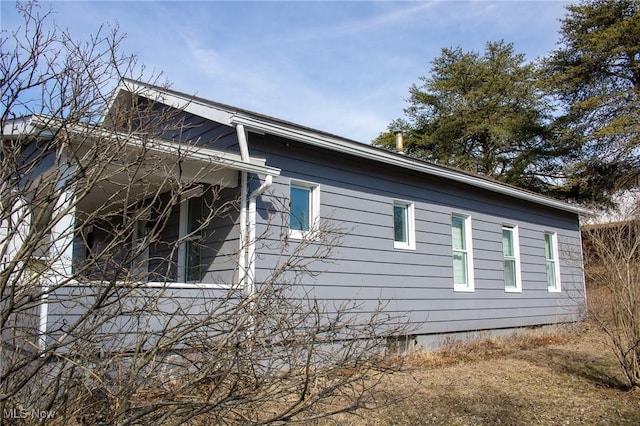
[502,225,522,292]
[544,232,561,292]
[289,181,319,239]
[451,215,474,291]
[393,201,415,250]
[178,188,204,282]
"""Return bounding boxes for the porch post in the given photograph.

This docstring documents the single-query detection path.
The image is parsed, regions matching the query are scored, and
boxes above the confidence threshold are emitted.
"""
[48,184,76,280]
[238,171,249,289]
[40,166,77,350]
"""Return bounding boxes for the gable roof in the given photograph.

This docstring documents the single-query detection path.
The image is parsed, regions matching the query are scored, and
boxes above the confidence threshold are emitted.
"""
[115,78,588,215]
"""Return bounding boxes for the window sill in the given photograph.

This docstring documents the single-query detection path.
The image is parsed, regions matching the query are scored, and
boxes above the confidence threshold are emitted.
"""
[454,285,475,292]
[289,228,320,241]
[147,282,234,289]
[394,242,416,251]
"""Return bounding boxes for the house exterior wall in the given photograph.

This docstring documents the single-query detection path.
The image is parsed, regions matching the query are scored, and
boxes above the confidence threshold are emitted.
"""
[44,284,244,351]
[41,107,586,347]
[248,133,586,337]
[155,102,241,152]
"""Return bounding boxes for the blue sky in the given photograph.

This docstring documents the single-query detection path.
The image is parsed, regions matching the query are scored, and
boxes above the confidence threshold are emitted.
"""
[1,1,571,143]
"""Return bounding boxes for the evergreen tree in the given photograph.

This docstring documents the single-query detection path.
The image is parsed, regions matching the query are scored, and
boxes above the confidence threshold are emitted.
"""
[374,41,561,194]
[543,0,640,204]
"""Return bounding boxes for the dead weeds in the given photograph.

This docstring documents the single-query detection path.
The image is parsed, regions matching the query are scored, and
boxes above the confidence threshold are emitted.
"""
[326,322,640,426]
[408,326,577,369]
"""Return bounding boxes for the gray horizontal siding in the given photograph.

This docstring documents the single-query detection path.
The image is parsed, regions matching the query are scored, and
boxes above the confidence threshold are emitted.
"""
[1,295,41,352]
[250,134,586,336]
[201,186,241,284]
[44,284,245,351]
[58,117,585,343]
[155,106,241,152]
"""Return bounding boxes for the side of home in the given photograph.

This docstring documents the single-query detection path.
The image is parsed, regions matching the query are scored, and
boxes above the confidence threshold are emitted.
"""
[4,80,587,352]
[247,133,585,338]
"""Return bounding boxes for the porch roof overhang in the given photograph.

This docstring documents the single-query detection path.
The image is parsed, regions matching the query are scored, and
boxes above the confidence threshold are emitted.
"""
[5,115,281,214]
[9,115,281,179]
[117,133,281,179]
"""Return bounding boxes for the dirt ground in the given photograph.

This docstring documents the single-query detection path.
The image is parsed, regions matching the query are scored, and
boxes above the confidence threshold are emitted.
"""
[332,323,640,425]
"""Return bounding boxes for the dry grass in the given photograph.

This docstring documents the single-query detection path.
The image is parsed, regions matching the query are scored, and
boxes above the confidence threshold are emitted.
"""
[408,327,576,369]
[322,322,640,426]
[51,320,640,425]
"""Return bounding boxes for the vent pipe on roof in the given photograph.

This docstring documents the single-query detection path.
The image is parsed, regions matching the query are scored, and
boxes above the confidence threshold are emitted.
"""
[394,130,405,155]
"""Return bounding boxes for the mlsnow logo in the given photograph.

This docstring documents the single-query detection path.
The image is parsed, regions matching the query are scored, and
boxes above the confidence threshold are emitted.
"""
[4,408,56,419]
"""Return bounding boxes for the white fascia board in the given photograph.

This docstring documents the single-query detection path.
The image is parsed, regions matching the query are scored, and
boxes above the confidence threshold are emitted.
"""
[2,115,55,140]
[36,117,280,178]
[117,80,236,126]
[230,114,588,216]
[2,116,32,136]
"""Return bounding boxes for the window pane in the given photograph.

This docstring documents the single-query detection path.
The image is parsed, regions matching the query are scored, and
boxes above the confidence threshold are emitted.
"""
[186,240,200,282]
[452,216,465,250]
[545,233,559,289]
[394,204,408,243]
[546,260,556,288]
[502,228,514,257]
[504,259,516,288]
[544,233,554,260]
[453,252,467,285]
[290,186,310,231]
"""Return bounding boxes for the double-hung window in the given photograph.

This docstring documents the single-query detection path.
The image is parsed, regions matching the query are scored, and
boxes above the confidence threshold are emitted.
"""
[178,188,204,282]
[451,215,474,291]
[544,232,561,292]
[393,201,415,250]
[502,225,522,292]
[289,181,319,239]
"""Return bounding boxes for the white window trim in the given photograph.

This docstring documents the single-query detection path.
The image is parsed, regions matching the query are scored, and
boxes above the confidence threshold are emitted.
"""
[393,200,416,250]
[452,214,475,292]
[288,180,320,240]
[502,224,522,293]
[177,186,203,283]
[545,232,562,292]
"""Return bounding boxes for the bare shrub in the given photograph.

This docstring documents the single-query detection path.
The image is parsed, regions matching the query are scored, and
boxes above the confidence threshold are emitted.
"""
[583,201,640,389]
[1,3,409,424]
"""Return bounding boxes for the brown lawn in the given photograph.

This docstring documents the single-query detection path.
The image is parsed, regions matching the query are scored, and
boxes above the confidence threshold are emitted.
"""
[328,322,640,425]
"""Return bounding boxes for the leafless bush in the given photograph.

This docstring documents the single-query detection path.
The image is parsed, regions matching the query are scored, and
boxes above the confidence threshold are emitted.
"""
[1,3,409,424]
[583,198,640,389]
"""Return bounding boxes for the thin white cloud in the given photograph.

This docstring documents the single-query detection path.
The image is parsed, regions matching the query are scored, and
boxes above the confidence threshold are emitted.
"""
[276,2,440,43]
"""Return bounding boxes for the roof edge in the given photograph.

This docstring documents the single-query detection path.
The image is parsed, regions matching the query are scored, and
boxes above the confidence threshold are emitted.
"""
[120,79,589,216]
[230,114,589,216]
